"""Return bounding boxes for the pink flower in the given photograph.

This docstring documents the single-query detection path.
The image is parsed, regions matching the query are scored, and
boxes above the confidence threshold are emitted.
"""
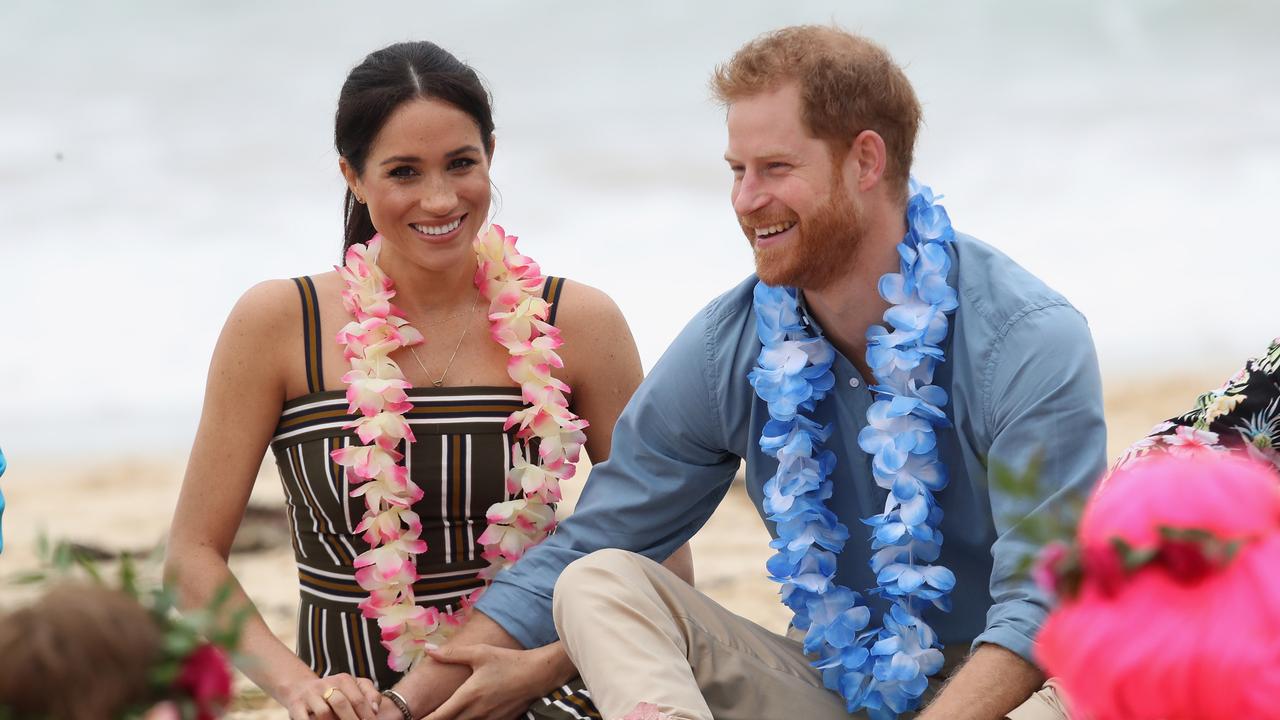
[342,374,412,417]
[331,444,402,480]
[1163,426,1221,457]
[142,702,182,720]
[1032,541,1070,595]
[507,453,564,503]
[347,410,416,450]
[354,544,421,589]
[622,703,674,720]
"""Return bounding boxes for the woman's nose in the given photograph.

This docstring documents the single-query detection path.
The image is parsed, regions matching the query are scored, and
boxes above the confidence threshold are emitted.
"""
[419,176,457,215]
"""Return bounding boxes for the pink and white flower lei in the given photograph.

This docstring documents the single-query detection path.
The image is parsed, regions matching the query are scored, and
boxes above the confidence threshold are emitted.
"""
[330,225,587,672]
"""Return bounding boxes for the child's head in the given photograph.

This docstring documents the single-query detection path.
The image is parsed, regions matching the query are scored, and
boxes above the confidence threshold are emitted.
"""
[0,582,164,719]
[1037,453,1280,720]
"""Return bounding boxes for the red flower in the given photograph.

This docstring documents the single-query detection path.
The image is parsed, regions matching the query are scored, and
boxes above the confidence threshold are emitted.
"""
[1158,539,1216,584]
[174,643,233,720]
[1083,545,1127,597]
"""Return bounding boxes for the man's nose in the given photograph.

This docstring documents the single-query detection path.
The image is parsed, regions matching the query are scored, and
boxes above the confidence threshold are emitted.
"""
[732,174,768,218]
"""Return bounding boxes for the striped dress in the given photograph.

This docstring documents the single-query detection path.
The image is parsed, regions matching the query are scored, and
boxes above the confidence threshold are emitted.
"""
[269,275,600,719]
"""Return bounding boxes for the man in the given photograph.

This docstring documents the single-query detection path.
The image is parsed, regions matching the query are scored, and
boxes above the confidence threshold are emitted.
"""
[392,26,1102,720]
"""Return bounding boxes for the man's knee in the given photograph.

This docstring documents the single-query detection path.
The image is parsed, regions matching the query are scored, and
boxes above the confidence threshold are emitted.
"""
[553,549,650,628]
[555,549,645,600]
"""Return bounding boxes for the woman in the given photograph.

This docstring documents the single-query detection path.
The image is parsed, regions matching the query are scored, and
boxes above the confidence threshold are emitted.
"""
[166,41,692,720]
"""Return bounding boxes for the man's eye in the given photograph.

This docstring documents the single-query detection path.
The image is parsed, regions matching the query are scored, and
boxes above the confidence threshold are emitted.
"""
[767,162,791,172]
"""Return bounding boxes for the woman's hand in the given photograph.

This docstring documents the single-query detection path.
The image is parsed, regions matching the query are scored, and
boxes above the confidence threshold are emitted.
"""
[281,673,382,720]
[420,644,563,720]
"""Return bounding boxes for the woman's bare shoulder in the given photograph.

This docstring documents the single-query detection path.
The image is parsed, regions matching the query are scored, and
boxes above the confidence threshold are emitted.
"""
[548,278,641,387]
[227,270,341,333]
[224,278,303,335]
[549,278,628,336]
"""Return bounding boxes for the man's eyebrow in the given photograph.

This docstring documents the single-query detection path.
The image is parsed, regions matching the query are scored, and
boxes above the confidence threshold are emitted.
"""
[723,150,796,164]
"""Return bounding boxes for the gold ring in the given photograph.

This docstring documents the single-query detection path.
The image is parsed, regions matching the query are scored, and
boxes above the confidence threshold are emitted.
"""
[323,686,338,701]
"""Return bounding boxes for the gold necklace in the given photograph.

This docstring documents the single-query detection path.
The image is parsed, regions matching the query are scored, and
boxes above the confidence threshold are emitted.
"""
[407,290,481,387]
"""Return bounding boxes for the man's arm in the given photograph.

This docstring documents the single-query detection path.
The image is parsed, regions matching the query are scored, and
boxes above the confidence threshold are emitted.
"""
[918,645,1045,720]
[379,305,742,717]
[475,305,743,648]
[923,302,1106,719]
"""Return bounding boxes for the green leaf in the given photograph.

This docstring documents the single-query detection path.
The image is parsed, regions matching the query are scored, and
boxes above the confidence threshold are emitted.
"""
[35,531,50,562]
[1111,537,1157,570]
[12,570,49,585]
[119,554,139,596]
[163,631,199,657]
[72,551,103,585]
[51,541,73,572]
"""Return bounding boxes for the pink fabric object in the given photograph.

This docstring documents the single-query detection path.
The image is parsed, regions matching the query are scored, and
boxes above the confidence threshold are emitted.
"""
[1037,453,1280,720]
[621,703,674,720]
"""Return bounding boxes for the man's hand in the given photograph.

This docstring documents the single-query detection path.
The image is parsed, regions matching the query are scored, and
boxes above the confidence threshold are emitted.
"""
[422,643,566,720]
[373,611,526,719]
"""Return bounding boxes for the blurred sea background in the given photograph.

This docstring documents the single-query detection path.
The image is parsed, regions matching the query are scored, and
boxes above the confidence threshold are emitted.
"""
[3,0,1278,458]
[1,2,1278,712]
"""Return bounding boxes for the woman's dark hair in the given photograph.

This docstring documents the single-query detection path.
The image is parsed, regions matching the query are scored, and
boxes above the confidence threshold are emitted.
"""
[335,41,495,253]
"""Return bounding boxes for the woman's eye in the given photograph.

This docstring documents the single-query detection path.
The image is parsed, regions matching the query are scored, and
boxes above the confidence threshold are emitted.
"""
[449,157,478,171]
[388,166,417,178]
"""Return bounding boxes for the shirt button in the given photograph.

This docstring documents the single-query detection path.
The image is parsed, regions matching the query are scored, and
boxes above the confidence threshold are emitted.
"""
[849,377,861,388]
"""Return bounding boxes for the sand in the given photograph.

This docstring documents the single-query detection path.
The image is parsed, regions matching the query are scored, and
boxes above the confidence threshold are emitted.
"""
[0,371,1221,717]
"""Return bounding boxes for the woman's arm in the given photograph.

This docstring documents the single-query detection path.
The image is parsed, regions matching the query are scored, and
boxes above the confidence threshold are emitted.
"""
[164,281,380,719]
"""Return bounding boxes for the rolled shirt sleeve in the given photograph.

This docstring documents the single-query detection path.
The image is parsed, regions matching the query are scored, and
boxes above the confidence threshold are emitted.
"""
[973,302,1107,662]
[474,307,741,648]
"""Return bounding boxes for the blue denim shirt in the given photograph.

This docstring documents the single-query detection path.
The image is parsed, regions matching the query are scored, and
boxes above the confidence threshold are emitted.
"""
[475,233,1107,665]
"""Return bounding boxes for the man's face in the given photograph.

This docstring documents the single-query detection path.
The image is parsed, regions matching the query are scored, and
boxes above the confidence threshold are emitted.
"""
[725,82,860,290]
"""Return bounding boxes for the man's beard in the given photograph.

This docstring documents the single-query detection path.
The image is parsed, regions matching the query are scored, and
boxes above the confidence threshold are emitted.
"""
[741,185,861,291]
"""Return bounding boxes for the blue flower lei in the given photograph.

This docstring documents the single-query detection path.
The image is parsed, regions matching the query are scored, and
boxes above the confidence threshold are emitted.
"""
[748,179,959,718]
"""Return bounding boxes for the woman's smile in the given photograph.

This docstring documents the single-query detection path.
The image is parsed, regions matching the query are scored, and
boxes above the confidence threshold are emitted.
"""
[409,213,467,244]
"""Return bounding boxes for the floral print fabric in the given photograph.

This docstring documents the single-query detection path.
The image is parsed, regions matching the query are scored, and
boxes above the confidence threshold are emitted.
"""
[1115,338,1280,471]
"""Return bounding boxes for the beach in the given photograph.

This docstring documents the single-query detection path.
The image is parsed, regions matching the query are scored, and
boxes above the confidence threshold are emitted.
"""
[2,0,1278,715]
[0,368,1232,716]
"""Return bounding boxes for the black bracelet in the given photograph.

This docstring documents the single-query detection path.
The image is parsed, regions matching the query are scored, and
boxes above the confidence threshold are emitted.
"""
[381,689,413,720]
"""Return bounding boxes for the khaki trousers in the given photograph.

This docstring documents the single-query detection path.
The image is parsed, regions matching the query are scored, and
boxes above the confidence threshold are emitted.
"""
[552,549,1069,720]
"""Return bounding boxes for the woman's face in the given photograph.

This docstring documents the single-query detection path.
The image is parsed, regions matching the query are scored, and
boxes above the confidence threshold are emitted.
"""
[343,97,492,272]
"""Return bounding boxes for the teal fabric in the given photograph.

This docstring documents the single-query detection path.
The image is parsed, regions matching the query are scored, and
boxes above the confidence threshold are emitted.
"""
[476,234,1107,666]
[0,446,7,554]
